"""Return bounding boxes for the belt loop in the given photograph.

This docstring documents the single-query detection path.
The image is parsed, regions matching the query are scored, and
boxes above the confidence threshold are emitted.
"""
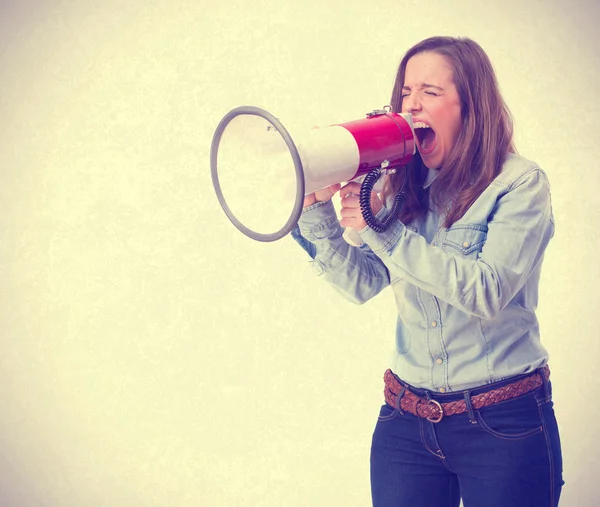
[539,366,552,403]
[463,390,478,425]
[394,384,406,415]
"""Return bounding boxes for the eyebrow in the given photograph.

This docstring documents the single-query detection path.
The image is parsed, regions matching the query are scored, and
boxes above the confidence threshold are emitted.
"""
[402,83,444,91]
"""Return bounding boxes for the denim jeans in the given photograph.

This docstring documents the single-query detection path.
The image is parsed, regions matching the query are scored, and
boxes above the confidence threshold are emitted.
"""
[370,370,564,507]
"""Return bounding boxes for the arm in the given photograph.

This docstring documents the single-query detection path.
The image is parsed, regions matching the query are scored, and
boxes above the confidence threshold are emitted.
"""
[359,167,555,319]
[292,200,392,304]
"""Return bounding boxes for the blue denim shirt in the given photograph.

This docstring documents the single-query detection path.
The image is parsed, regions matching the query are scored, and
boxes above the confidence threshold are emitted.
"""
[292,154,555,392]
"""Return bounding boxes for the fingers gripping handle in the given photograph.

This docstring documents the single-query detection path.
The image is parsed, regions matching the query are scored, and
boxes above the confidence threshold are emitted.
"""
[342,168,394,246]
[341,175,385,247]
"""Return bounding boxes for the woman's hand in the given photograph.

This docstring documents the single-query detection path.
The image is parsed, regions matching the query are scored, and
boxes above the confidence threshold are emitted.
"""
[339,182,383,231]
[303,183,342,208]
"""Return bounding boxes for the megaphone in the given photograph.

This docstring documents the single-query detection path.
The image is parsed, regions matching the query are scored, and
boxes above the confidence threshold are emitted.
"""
[210,105,416,244]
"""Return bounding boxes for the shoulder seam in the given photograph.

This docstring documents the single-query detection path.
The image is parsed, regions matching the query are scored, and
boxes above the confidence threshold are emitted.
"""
[506,165,548,192]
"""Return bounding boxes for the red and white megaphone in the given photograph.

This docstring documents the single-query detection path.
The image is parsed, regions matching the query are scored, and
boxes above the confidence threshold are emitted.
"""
[210,105,416,244]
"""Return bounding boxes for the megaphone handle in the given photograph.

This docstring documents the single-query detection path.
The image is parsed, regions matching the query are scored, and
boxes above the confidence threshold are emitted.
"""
[343,227,364,247]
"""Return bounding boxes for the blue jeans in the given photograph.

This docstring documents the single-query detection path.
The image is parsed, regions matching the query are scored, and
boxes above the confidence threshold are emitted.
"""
[370,370,564,506]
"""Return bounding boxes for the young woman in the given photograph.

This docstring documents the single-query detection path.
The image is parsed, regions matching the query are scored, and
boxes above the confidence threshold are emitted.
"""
[292,36,563,507]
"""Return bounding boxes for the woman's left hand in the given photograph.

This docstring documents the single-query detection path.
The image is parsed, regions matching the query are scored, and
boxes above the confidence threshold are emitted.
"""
[339,182,383,231]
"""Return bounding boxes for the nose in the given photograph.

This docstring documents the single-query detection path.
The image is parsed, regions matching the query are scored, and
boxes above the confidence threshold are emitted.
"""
[402,95,422,114]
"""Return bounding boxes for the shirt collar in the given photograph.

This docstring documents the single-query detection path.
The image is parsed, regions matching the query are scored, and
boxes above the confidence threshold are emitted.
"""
[423,167,439,189]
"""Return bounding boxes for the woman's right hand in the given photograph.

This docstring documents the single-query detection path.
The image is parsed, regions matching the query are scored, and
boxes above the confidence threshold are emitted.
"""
[303,183,342,208]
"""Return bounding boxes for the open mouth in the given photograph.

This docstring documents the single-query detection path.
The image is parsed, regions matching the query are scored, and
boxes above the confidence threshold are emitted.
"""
[413,121,436,155]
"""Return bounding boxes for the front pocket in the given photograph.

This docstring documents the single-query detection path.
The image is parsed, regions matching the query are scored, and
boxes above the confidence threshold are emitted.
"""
[475,392,544,440]
[377,403,399,423]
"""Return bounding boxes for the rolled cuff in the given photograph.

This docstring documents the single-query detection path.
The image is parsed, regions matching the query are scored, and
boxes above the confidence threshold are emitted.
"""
[297,200,342,242]
[358,207,406,253]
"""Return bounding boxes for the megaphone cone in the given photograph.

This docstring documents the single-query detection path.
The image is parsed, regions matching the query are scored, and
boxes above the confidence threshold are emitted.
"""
[210,106,415,243]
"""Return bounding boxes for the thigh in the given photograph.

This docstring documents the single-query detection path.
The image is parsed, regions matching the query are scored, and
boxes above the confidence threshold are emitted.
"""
[370,404,460,507]
[448,390,563,507]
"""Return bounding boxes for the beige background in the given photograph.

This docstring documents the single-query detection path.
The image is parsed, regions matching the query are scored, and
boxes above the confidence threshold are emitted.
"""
[1,0,599,505]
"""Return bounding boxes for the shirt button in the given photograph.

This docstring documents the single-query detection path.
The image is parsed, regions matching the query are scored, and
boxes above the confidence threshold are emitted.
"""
[431,320,438,327]
[462,241,470,248]
[436,358,443,365]
[438,387,446,393]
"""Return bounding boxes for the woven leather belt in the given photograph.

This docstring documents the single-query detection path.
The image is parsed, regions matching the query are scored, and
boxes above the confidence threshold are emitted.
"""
[383,366,550,423]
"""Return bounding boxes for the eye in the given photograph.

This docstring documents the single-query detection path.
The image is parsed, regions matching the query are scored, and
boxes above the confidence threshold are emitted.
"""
[425,91,438,96]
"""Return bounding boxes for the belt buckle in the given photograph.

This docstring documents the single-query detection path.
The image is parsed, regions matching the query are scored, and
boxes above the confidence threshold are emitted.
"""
[426,399,444,423]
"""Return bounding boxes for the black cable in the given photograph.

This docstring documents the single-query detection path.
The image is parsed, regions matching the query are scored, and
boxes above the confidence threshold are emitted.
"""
[359,166,407,233]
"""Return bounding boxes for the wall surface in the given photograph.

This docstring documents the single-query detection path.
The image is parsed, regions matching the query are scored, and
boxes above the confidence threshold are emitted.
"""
[1,0,599,505]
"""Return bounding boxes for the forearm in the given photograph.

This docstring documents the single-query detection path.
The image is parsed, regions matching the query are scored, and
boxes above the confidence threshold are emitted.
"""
[292,200,391,304]
[359,168,555,319]
[361,221,507,317]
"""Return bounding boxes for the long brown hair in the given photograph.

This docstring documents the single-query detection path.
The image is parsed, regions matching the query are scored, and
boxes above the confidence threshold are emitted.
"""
[383,36,516,228]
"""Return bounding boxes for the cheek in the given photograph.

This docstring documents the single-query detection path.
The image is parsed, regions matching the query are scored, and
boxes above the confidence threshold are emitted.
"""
[450,115,463,144]
[440,110,462,146]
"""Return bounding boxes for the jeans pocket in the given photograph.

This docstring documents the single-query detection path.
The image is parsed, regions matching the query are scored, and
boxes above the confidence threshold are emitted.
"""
[475,392,544,440]
[377,403,399,423]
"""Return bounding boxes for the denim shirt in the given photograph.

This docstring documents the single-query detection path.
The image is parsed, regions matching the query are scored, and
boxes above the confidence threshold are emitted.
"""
[291,154,555,392]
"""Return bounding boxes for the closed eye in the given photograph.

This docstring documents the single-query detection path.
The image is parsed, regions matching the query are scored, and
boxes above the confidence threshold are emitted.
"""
[402,91,438,98]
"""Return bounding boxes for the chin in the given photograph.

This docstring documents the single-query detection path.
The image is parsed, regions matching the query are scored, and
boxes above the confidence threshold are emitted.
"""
[417,144,443,170]
[421,156,442,170]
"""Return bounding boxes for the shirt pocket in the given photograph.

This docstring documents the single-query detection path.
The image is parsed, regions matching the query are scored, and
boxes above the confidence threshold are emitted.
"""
[442,224,488,260]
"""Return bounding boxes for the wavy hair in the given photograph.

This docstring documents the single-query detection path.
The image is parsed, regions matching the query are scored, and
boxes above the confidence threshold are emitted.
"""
[383,36,516,227]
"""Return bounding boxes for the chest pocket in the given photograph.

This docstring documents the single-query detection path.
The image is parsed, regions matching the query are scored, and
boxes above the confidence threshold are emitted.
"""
[442,224,488,259]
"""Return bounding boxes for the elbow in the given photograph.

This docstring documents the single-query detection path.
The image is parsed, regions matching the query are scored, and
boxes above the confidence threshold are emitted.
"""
[463,276,506,320]
[470,291,509,320]
[469,262,507,319]
[477,303,503,320]
[336,288,375,305]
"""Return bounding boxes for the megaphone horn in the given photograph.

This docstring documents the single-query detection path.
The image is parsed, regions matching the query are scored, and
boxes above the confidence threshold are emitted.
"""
[210,105,416,243]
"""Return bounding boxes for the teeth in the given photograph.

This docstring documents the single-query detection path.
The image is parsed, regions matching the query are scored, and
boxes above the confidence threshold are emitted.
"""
[413,121,430,129]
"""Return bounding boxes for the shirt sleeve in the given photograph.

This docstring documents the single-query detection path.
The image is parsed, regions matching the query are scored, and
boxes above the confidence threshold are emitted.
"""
[359,168,555,319]
[291,200,392,304]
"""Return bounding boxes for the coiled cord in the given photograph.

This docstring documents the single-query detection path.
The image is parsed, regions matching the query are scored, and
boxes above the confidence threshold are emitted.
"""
[359,167,407,233]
